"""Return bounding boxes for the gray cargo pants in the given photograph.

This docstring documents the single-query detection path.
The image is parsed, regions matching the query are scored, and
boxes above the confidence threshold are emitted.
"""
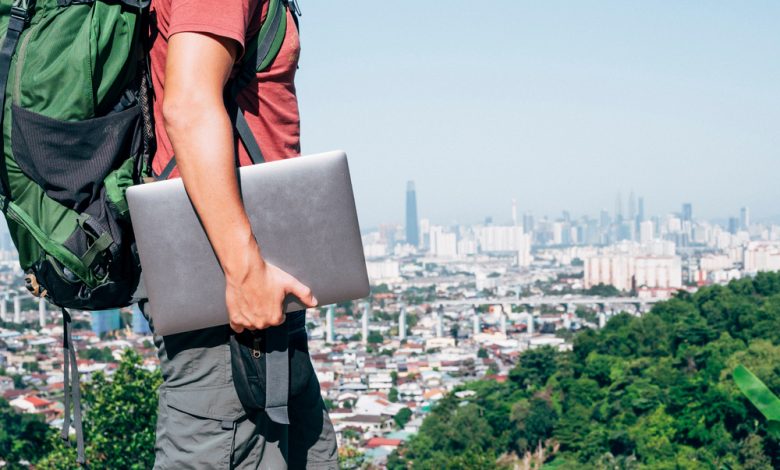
[148,311,338,469]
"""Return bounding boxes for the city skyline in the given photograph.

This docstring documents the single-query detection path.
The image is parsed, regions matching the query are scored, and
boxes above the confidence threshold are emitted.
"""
[364,184,760,230]
[296,2,780,228]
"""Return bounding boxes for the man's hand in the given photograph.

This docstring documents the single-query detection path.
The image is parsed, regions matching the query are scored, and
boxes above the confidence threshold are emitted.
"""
[163,32,316,332]
[226,239,318,333]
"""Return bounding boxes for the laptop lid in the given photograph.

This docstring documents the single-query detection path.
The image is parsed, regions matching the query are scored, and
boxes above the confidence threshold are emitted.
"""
[126,150,370,336]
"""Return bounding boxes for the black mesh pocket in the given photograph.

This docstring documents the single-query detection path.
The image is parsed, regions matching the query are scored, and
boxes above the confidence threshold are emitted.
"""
[11,104,141,211]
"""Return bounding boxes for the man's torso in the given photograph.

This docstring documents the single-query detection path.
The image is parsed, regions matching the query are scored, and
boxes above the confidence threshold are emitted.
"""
[148,0,302,179]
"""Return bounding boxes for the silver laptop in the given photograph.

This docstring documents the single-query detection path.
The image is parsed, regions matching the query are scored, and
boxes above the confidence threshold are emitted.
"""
[126,150,370,336]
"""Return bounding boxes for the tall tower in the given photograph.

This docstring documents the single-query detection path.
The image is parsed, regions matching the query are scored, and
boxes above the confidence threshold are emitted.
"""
[405,181,419,247]
[615,192,623,222]
[399,304,407,341]
[362,302,370,346]
[435,305,444,338]
[628,191,636,222]
[740,207,750,230]
[38,298,46,329]
[0,295,6,322]
[637,197,645,223]
[682,203,693,222]
[326,305,335,343]
[13,296,21,323]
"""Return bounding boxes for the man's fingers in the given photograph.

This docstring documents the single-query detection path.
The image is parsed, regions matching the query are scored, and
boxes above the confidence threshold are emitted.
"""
[230,320,245,334]
[287,278,317,308]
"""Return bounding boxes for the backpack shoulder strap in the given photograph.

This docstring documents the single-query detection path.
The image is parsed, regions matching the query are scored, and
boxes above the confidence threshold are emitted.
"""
[229,0,291,164]
[0,0,33,203]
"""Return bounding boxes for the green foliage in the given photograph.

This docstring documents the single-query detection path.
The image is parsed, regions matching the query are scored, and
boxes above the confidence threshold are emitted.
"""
[733,365,780,437]
[0,398,53,468]
[394,407,412,429]
[388,387,399,403]
[585,283,622,297]
[78,346,115,363]
[37,350,162,469]
[394,273,780,468]
[367,330,384,344]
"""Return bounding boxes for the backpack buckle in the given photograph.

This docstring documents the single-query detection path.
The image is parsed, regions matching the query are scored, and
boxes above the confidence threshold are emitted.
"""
[11,0,32,22]
[288,0,302,17]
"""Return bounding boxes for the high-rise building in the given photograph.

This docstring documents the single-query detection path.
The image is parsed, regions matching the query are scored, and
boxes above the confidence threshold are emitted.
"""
[326,305,335,343]
[405,181,419,247]
[398,304,407,341]
[640,220,655,244]
[511,199,517,226]
[91,309,121,336]
[13,296,20,323]
[38,298,46,328]
[637,197,645,223]
[740,207,750,230]
[682,203,693,222]
[522,212,535,234]
[615,192,623,222]
[628,191,637,222]
[435,305,444,338]
[728,217,739,235]
[362,302,370,345]
[600,210,611,229]
[132,305,152,335]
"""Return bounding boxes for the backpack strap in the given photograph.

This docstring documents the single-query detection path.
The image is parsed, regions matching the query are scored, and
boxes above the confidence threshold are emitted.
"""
[61,308,86,465]
[0,0,33,204]
[154,0,290,180]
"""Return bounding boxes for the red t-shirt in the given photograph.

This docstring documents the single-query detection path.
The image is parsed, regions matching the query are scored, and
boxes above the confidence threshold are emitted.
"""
[148,0,301,178]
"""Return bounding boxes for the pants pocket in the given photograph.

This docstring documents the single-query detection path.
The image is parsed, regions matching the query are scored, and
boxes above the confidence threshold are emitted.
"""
[155,386,246,470]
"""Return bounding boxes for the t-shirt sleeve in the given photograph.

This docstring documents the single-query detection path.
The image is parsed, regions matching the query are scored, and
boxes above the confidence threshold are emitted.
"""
[168,0,254,52]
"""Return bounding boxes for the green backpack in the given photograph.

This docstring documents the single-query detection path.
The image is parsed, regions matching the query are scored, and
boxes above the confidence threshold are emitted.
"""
[0,0,151,463]
[0,0,295,463]
[0,0,150,311]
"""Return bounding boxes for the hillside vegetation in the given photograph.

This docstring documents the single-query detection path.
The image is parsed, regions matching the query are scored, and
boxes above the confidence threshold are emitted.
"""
[389,272,780,469]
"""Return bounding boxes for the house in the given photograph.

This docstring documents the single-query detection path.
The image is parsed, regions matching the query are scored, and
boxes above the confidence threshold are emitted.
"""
[10,394,54,414]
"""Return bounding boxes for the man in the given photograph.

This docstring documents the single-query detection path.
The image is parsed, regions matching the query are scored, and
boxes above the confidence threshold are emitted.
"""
[146,0,338,467]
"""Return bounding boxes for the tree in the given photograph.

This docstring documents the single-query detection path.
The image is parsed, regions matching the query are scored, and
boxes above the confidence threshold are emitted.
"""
[477,347,488,359]
[394,407,412,429]
[388,387,399,403]
[0,398,53,468]
[37,350,162,469]
[367,331,384,344]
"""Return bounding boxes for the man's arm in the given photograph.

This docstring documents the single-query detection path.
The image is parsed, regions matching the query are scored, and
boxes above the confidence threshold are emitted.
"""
[162,32,316,333]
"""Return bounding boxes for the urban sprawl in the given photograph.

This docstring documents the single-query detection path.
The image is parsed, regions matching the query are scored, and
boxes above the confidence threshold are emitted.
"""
[0,183,776,465]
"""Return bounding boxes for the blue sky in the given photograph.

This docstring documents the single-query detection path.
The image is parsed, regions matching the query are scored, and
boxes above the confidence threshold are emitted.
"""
[295,1,780,229]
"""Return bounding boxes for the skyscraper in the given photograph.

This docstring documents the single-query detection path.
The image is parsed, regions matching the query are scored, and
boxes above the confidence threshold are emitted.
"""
[728,217,739,235]
[628,191,636,222]
[740,207,750,230]
[91,309,121,336]
[399,304,407,341]
[637,197,645,223]
[326,305,335,343]
[615,192,623,222]
[682,203,693,222]
[405,181,419,247]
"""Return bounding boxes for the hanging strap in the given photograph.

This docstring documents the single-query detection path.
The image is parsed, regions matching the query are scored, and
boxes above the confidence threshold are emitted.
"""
[0,0,33,204]
[264,320,289,424]
[61,308,86,465]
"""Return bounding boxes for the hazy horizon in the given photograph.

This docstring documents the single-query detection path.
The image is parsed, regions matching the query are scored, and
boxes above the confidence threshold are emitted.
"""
[296,1,779,228]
